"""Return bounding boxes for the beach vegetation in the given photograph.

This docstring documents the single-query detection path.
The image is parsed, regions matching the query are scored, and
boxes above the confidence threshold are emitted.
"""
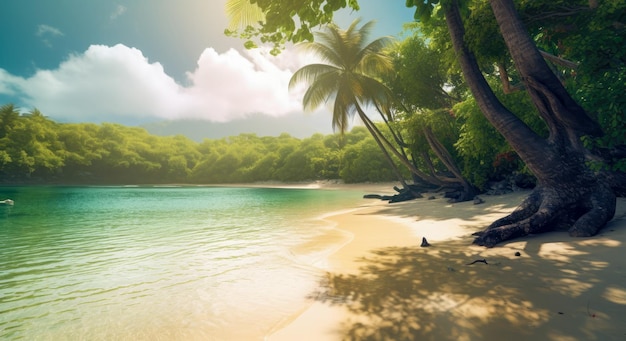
[288,19,480,201]
[385,30,478,201]
[225,0,626,246]
[288,19,418,192]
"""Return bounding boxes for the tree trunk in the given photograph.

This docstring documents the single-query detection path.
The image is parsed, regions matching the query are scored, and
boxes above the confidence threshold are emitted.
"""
[353,104,414,192]
[423,127,477,201]
[359,111,440,184]
[443,0,617,247]
[361,107,478,198]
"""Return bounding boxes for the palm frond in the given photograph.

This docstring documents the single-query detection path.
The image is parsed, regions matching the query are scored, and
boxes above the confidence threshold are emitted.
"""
[289,64,340,90]
[322,25,354,69]
[301,71,341,111]
[353,19,375,47]
[333,87,358,133]
[357,37,394,74]
[225,0,265,30]
[288,18,395,134]
[298,41,343,67]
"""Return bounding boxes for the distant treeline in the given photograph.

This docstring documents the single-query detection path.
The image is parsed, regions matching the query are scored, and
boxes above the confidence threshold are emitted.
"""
[0,104,402,184]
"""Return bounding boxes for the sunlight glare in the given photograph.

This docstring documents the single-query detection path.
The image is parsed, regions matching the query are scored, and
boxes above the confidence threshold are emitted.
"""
[602,285,626,305]
[537,242,588,263]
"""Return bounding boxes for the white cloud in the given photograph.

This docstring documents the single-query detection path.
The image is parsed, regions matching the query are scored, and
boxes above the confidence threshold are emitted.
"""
[0,44,314,124]
[182,47,303,121]
[110,5,127,20]
[36,24,64,47]
[0,69,21,95]
[36,24,64,37]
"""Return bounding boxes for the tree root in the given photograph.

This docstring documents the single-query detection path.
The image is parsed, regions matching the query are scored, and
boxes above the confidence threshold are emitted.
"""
[569,184,616,237]
[473,184,616,247]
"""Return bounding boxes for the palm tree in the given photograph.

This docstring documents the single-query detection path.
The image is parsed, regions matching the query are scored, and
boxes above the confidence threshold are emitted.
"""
[288,19,419,190]
[224,3,410,186]
[225,4,475,199]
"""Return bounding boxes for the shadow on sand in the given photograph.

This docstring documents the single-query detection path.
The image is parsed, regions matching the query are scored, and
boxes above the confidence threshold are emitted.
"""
[310,198,626,341]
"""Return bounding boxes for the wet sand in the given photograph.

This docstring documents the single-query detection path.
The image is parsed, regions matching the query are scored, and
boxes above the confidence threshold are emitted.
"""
[269,189,626,341]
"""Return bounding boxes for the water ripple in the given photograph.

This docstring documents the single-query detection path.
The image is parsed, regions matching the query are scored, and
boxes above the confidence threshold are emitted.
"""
[0,186,363,340]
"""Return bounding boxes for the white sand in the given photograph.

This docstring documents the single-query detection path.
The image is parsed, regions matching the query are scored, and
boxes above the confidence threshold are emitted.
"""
[269,189,626,341]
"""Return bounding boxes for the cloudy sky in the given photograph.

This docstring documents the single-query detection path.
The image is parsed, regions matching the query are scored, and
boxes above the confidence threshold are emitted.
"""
[0,0,414,137]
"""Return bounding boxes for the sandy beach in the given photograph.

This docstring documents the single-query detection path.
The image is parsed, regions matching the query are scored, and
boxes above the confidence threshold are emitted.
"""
[269,187,626,341]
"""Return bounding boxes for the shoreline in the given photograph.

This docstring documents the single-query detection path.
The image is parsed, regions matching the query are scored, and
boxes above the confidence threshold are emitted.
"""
[0,180,397,189]
[269,191,626,340]
[267,197,416,339]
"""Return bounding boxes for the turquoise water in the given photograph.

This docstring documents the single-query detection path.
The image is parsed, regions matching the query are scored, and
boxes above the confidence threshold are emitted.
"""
[0,186,365,340]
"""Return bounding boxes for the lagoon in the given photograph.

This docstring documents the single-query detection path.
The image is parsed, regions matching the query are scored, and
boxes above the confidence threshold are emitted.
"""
[0,185,365,340]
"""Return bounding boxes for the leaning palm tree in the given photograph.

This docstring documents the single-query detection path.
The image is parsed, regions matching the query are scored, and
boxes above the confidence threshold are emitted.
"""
[289,19,416,189]
[224,3,409,185]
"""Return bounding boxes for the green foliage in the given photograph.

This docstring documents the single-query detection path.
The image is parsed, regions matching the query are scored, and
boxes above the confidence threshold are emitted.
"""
[463,1,507,71]
[0,105,64,177]
[225,0,360,54]
[399,109,459,174]
[388,34,459,110]
[453,78,544,188]
[340,136,399,183]
[289,19,395,133]
[561,1,626,171]
[452,98,500,188]
[406,0,437,22]
[0,105,392,184]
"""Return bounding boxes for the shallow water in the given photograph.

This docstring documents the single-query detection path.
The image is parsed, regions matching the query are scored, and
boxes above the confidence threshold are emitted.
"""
[0,186,364,340]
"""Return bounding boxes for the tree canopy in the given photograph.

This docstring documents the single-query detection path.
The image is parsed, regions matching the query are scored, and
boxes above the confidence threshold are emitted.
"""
[0,105,400,185]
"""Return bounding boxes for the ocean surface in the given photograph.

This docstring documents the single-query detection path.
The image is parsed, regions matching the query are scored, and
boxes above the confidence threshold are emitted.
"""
[0,185,367,340]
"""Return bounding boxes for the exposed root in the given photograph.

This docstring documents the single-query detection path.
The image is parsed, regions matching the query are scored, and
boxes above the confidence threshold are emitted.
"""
[473,184,616,247]
[478,190,543,232]
[569,184,616,237]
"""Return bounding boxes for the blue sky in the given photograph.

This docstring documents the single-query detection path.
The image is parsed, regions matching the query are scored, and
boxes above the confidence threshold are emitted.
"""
[0,0,414,137]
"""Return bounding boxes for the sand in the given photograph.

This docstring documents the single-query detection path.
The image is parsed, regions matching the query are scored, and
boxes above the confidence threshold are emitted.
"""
[268,188,626,341]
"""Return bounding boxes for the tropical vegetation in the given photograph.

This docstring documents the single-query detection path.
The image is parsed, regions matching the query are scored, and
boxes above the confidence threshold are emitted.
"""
[0,104,402,185]
[226,0,626,246]
[288,19,417,191]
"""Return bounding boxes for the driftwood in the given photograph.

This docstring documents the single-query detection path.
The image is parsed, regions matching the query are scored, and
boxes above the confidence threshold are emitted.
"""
[466,259,488,265]
[363,184,425,203]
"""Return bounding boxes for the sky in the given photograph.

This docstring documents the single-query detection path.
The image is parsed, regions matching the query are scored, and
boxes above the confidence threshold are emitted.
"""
[0,0,415,138]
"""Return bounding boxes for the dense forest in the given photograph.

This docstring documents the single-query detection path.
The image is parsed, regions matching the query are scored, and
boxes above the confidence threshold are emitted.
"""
[0,102,533,188]
[0,105,409,185]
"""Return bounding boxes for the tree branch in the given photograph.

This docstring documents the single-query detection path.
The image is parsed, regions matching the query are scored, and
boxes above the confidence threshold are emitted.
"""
[539,50,579,69]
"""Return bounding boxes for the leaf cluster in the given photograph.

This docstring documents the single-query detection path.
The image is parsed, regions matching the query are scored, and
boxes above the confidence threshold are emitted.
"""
[225,0,360,54]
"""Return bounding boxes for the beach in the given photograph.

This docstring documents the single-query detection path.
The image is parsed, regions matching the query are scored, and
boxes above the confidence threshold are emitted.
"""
[269,187,626,341]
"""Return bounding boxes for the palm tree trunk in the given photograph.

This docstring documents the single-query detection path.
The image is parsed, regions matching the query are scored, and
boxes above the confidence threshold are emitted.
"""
[373,104,465,189]
[423,127,476,201]
[443,0,616,246]
[353,105,412,191]
[359,111,442,185]
[361,108,477,201]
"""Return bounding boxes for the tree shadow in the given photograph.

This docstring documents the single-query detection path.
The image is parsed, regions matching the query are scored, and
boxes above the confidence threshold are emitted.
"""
[310,201,626,340]
[362,191,530,225]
